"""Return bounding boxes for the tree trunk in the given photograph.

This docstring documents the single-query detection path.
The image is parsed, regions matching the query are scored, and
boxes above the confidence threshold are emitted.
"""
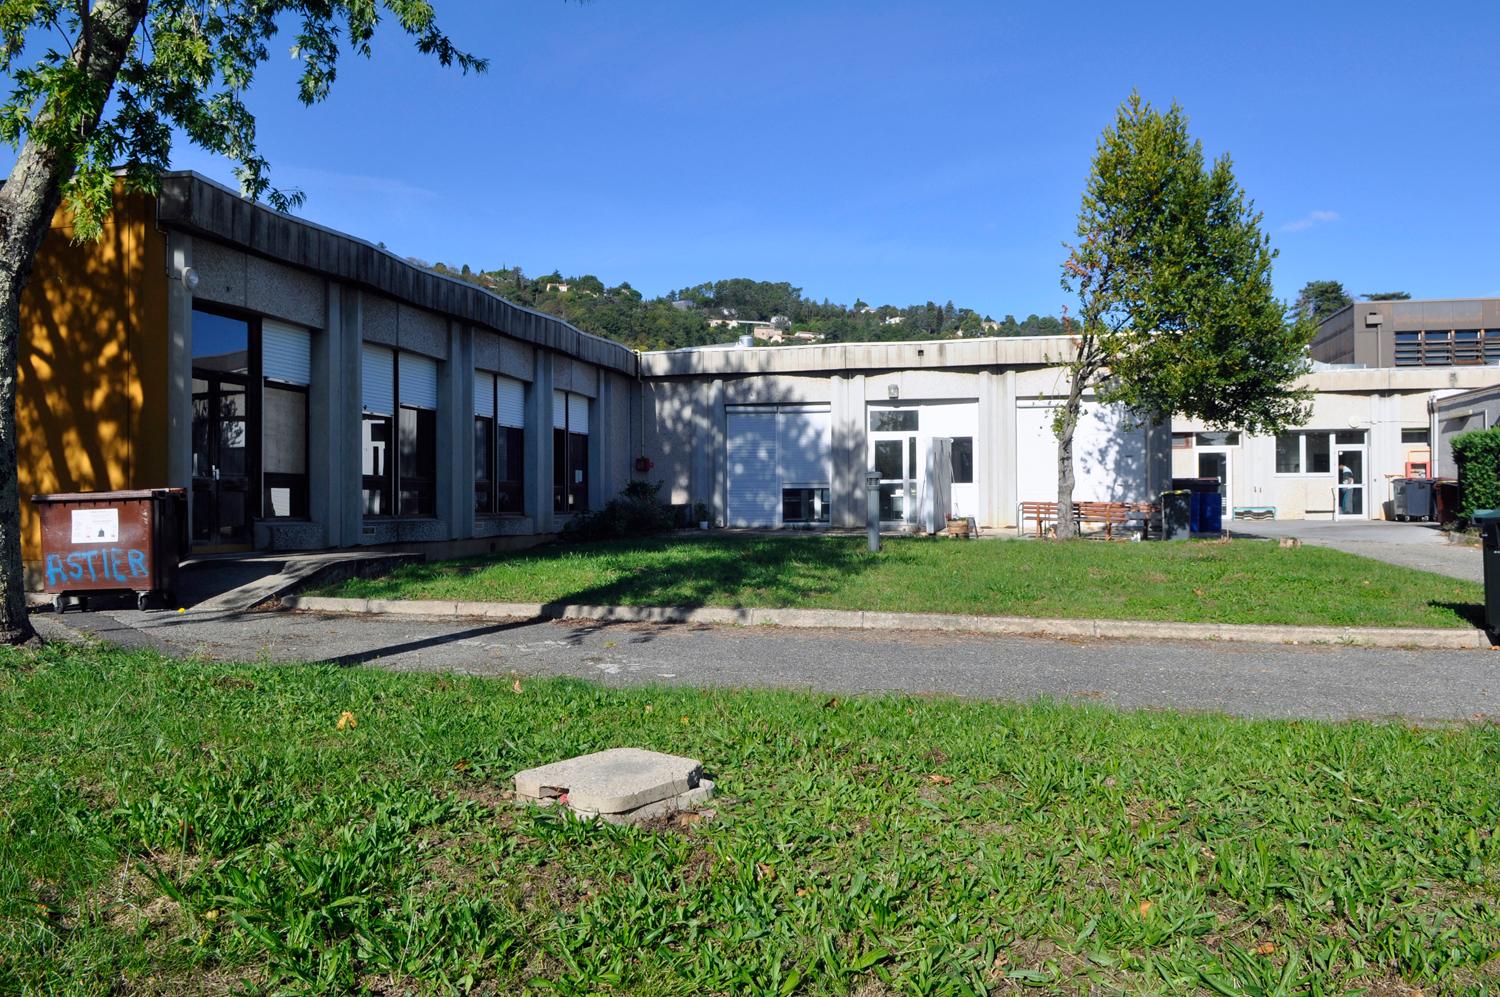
[1053,365,1088,540]
[0,0,147,643]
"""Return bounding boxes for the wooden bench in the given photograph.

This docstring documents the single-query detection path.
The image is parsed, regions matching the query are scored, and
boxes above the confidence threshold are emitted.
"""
[1019,501,1159,539]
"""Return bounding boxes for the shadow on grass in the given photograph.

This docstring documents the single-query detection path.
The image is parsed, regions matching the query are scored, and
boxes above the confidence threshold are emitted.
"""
[1430,600,1487,630]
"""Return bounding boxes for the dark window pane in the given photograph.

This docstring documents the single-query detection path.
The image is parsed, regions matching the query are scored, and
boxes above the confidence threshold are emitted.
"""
[569,431,588,512]
[362,415,392,516]
[191,309,249,374]
[553,427,567,513]
[1275,433,1300,473]
[399,407,436,517]
[498,427,524,514]
[870,409,918,432]
[1307,433,1331,474]
[950,437,973,484]
[874,440,903,479]
[474,416,494,515]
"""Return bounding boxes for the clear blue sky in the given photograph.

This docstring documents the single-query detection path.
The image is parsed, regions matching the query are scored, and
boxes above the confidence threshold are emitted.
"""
[158,0,1499,318]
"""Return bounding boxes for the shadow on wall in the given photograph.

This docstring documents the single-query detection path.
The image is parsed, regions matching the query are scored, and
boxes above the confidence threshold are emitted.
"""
[1077,406,1150,503]
[17,191,167,560]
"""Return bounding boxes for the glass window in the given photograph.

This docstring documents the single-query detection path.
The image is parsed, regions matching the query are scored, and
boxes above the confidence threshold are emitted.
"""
[782,488,830,524]
[262,384,307,518]
[568,432,588,513]
[474,416,494,514]
[497,427,524,514]
[950,437,973,485]
[1195,432,1240,447]
[1402,428,1430,445]
[870,409,918,432]
[399,406,437,517]
[874,440,904,479]
[1171,432,1193,450]
[1306,433,1331,474]
[1334,430,1365,445]
[1275,433,1301,474]
[361,414,392,516]
[191,310,249,374]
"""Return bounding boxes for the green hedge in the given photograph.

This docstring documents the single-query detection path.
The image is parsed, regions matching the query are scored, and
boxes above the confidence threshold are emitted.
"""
[1451,427,1500,519]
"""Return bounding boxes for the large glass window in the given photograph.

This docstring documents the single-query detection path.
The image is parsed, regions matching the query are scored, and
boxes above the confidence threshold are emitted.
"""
[1276,431,1364,475]
[782,488,830,523]
[399,406,437,516]
[262,384,308,517]
[553,390,590,514]
[475,372,525,515]
[870,409,919,432]
[950,437,974,485]
[361,414,392,516]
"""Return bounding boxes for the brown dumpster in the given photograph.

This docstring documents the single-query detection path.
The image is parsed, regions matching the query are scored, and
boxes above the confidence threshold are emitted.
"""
[31,489,187,612]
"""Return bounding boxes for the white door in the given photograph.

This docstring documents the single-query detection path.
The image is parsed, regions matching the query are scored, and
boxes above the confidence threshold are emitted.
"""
[1196,449,1232,520]
[1333,445,1367,520]
[727,411,778,527]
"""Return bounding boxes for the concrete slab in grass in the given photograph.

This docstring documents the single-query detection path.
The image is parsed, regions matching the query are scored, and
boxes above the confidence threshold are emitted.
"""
[514,747,705,815]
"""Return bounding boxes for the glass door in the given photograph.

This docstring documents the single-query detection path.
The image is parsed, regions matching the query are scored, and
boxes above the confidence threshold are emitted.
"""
[869,408,920,525]
[1334,446,1366,519]
[191,309,255,549]
[1196,450,1231,519]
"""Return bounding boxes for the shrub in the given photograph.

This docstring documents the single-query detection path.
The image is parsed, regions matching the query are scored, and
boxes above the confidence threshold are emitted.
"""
[561,480,675,542]
[1451,427,1500,520]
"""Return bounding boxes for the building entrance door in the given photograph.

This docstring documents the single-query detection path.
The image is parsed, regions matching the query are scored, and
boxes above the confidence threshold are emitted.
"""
[191,373,253,547]
[869,408,920,526]
[1334,446,1366,519]
[1196,449,1232,520]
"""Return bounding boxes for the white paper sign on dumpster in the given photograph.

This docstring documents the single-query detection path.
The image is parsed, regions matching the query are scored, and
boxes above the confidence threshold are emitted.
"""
[70,508,119,544]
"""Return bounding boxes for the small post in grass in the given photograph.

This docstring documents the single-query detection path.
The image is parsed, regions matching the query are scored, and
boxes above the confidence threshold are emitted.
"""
[866,469,882,553]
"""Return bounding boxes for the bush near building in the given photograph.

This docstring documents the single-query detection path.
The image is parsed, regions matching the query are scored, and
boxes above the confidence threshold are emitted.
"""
[1451,427,1500,519]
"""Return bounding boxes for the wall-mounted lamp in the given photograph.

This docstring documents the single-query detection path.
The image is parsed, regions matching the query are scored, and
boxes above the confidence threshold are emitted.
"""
[887,384,899,399]
[179,266,199,292]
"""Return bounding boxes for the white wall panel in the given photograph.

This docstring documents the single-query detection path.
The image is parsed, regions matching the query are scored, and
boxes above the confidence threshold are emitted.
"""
[361,343,394,414]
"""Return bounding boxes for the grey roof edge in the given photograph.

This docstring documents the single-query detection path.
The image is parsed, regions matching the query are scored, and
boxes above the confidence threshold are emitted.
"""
[638,335,1080,377]
[154,171,638,377]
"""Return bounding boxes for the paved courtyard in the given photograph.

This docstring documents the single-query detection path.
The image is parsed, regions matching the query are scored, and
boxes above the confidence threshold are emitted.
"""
[41,604,1500,724]
[1229,518,1481,582]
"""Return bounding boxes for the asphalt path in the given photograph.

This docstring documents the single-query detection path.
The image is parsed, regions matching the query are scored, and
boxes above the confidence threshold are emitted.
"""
[41,604,1500,723]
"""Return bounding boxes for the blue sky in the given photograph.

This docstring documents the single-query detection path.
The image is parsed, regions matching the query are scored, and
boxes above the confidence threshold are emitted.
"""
[155,1,1500,317]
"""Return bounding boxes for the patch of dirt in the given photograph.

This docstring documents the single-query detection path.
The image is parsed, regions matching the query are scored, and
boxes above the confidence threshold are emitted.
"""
[211,675,257,691]
[452,782,515,808]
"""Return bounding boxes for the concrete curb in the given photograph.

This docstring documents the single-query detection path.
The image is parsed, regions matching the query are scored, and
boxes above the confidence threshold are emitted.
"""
[280,596,1492,650]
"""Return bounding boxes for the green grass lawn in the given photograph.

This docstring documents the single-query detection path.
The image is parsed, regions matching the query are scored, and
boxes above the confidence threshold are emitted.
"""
[3,645,1499,994]
[323,535,1484,630]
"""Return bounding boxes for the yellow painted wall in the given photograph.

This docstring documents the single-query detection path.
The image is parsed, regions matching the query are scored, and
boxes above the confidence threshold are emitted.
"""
[18,189,169,565]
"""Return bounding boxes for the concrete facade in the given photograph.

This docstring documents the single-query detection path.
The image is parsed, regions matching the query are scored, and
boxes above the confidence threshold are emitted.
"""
[1312,298,1500,369]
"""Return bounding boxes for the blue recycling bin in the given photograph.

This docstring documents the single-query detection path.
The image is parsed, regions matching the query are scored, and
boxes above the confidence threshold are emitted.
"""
[1191,492,1223,535]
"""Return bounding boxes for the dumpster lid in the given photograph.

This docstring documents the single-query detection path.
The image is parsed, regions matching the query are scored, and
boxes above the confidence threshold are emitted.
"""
[1471,509,1500,521]
[31,488,186,503]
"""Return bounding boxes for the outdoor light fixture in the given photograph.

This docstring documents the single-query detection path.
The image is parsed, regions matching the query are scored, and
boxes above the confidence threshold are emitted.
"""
[888,385,899,399]
[179,266,199,292]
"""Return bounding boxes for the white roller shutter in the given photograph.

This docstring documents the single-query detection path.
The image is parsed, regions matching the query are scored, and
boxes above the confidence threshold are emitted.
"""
[262,320,311,385]
[727,410,778,527]
[497,377,525,428]
[777,408,831,485]
[400,353,438,410]
[361,343,394,414]
[474,371,495,417]
[553,390,567,429]
[568,393,589,434]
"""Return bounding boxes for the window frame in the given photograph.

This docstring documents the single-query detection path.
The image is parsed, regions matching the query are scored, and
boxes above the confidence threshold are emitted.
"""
[1273,430,1366,477]
[362,347,440,520]
[474,372,526,517]
[261,379,309,519]
[398,404,437,517]
[552,391,590,515]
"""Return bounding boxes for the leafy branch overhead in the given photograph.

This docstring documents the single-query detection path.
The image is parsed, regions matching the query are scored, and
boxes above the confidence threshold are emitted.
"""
[0,0,486,241]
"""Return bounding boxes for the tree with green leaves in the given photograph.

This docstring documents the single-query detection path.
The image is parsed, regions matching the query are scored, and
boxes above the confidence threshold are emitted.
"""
[1363,291,1412,301]
[0,1,485,643]
[1056,93,1312,539]
[1295,280,1353,323]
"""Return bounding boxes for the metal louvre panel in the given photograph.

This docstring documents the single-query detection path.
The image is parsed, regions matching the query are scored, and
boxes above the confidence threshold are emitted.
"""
[361,343,394,414]
[727,411,778,527]
[777,408,830,485]
[496,377,525,428]
[568,393,589,434]
[400,352,438,410]
[553,390,567,429]
[262,320,311,385]
[474,371,495,417]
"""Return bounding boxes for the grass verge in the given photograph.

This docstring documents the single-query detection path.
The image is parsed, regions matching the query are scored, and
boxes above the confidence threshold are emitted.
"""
[322,535,1483,630]
[2,643,1498,994]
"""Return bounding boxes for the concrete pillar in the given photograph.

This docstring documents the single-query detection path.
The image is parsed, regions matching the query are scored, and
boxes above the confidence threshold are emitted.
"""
[831,374,867,527]
[709,378,726,526]
[438,320,472,538]
[308,279,344,547]
[979,369,1016,529]
[337,288,365,547]
[526,350,555,532]
[587,376,606,511]
[165,234,193,498]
